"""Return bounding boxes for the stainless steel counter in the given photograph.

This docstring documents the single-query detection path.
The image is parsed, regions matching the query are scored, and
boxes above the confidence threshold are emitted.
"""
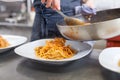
[0,43,120,80]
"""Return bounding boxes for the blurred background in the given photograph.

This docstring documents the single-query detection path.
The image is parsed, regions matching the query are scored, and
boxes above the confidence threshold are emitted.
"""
[0,0,34,41]
[0,0,34,26]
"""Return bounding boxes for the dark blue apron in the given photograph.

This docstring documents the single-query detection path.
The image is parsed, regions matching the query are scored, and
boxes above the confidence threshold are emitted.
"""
[31,0,81,41]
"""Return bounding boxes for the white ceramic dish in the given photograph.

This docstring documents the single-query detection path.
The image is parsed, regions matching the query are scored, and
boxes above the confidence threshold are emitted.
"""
[15,39,92,64]
[0,35,27,53]
[99,47,120,73]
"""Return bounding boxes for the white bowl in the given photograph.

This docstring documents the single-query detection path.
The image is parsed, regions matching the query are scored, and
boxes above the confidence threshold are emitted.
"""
[15,39,92,64]
[0,35,27,53]
[99,47,120,73]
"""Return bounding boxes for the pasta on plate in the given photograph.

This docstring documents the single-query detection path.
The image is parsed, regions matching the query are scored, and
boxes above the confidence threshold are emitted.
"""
[0,35,10,48]
[35,38,77,60]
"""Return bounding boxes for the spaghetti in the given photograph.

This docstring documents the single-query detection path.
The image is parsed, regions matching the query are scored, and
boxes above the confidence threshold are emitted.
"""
[0,36,10,48]
[35,38,76,60]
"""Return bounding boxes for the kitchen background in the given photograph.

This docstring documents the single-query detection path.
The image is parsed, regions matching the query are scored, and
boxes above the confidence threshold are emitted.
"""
[0,0,34,41]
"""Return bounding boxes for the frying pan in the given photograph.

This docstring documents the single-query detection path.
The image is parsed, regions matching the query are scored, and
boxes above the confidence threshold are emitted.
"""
[57,8,120,41]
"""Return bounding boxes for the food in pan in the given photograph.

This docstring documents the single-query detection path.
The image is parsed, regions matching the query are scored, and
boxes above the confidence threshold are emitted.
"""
[118,60,120,67]
[35,38,76,60]
[65,16,91,26]
[0,35,10,48]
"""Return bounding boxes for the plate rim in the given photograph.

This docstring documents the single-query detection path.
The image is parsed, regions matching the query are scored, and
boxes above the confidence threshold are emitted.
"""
[0,34,27,50]
[99,47,120,73]
[15,38,93,62]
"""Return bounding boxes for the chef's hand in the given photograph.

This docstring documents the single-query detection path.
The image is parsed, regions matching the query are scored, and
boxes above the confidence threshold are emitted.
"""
[81,0,96,20]
[41,0,61,10]
[82,0,95,8]
[81,0,96,16]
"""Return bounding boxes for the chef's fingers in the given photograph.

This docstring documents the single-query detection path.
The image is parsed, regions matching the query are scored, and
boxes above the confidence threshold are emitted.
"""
[52,0,60,10]
[84,0,95,8]
[46,0,53,8]
[41,0,46,4]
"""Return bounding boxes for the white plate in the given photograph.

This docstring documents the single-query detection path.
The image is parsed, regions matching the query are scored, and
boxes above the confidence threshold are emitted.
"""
[99,47,120,73]
[0,35,27,53]
[15,39,92,64]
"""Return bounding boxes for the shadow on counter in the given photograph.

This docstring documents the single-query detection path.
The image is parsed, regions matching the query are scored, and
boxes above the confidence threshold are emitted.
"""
[100,68,120,80]
[0,48,20,63]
